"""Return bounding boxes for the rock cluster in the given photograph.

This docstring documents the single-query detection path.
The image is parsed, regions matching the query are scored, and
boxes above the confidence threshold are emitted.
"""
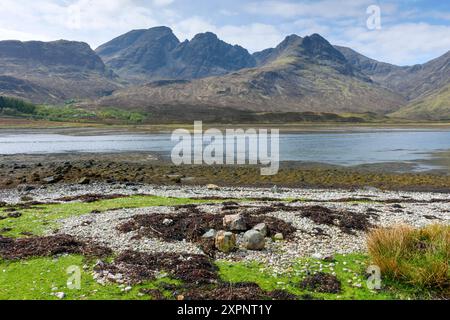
[212,216,278,253]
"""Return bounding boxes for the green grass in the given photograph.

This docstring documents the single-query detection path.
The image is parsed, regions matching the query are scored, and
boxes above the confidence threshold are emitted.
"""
[218,253,446,300]
[0,253,430,300]
[1,195,445,300]
[218,253,401,300]
[368,225,449,291]
[0,255,178,300]
[0,195,216,238]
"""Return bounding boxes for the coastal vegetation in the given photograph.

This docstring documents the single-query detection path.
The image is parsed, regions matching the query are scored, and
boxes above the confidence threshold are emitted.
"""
[0,96,147,124]
[368,224,449,290]
[1,194,448,300]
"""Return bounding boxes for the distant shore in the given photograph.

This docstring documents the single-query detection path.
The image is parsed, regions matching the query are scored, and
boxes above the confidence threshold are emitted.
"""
[1,117,450,134]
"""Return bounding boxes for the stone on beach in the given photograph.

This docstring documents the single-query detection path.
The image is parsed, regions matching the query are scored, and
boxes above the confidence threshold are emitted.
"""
[243,230,265,251]
[202,229,217,239]
[215,231,236,253]
[223,214,247,231]
[252,223,268,237]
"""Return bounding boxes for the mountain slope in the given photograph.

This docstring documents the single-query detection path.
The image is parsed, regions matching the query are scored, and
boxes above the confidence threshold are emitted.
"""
[390,83,450,120]
[96,27,256,83]
[336,46,450,101]
[336,46,450,120]
[0,40,119,103]
[95,34,406,114]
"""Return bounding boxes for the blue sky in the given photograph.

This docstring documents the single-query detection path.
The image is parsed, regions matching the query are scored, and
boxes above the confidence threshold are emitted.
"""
[0,0,449,65]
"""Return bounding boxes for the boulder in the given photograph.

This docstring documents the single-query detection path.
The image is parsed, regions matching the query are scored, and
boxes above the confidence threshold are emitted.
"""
[207,184,220,190]
[223,214,247,231]
[215,231,236,253]
[252,223,268,237]
[243,230,265,250]
[163,218,174,226]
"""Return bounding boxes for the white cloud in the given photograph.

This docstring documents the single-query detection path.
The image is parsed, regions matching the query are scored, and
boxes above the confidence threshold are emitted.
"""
[0,28,51,42]
[217,23,284,52]
[244,0,376,19]
[0,0,164,47]
[172,17,283,52]
[152,0,174,7]
[292,18,331,36]
[334,23,450,65]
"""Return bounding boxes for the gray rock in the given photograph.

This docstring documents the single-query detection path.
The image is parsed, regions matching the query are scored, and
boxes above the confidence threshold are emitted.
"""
[252,223,268,237]
[163,218,174,226]
[243,230,265,250]
[223,214,247,231]
[202,229,217,239]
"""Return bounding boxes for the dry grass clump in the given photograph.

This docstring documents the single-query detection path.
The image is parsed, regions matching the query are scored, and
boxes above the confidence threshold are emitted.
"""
[367,224,449,290]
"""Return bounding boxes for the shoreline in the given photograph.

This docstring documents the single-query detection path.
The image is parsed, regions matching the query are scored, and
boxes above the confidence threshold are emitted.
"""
[0,152,450,192]
[2,118,450,134]
[1,182,448,274]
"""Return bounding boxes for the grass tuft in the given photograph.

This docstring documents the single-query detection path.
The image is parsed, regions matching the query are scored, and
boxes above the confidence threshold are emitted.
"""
[367,224,449,290]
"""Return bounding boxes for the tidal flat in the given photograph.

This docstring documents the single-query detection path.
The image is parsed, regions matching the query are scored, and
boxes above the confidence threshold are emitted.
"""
[1,151,450,192]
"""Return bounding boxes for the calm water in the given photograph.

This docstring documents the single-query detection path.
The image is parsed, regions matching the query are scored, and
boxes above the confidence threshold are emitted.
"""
[1,130,450,171]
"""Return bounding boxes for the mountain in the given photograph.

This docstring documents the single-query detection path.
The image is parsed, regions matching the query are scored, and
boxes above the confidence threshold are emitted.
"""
[95,27,180,83]
[1,29,447,120]
[96,27,256,83]
[390,83,450,120]
[0,40,119,103]
[336,46,450,101]
[336,46,450,119]
[95,34,406,115]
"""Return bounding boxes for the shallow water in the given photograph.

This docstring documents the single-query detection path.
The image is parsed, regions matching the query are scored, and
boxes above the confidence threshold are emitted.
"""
[0,130,449,171]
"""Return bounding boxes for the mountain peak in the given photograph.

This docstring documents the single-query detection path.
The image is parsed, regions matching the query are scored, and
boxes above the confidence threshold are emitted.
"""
[147,26,174,33]
[96,27,255,82]
[192,32,219,41]
[277,34,303,50]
